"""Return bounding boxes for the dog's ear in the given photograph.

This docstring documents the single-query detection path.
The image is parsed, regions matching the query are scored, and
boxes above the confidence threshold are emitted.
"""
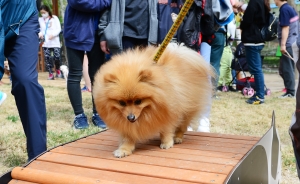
[139,69,152,82]
[104,74,117,83]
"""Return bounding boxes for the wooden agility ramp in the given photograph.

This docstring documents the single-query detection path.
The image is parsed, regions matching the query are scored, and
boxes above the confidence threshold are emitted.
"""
[0,113,281,184]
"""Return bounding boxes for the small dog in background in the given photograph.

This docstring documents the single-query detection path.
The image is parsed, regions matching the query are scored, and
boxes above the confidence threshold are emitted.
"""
[60,65,69,84]
[4,61,12,83]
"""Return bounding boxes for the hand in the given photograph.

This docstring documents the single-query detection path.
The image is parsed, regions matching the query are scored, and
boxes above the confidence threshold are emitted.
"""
[38,33,44,39]
[280,45,287,54]
[100,41,110,54]
[48,35,54,40]
[158,0,168,4]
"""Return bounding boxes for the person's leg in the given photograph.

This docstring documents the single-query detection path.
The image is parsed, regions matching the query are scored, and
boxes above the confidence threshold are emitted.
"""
[281,47,295,96]
[218,47,231,87]
[87,43,105,113]
[210,32,225,89]
[82,54,91,92]
[66,48,85,115]
[292,41,299,80]
[244,45,265,102]
[66,48,89,129]
[42,47,54,79]
[53,47,62,78]
[197,42,212,132]
[5,13,47,160]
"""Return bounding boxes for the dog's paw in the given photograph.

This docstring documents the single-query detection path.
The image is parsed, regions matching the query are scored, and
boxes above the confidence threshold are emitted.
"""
[174,137,183,144]
[160,141,174,149]
[113,149,132,158]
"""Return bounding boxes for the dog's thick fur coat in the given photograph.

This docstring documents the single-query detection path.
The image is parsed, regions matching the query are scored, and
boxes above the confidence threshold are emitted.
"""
[93,44,215,158]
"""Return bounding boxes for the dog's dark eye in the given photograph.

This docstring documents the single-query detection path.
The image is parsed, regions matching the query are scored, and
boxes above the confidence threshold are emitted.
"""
[134,99,142,105]
[119,100,126,106]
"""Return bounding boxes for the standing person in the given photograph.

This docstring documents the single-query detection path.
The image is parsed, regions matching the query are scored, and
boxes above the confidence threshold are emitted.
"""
[0,0,47,161]
[239,0,269,105]
[63,0,111,129]
[275,0,298,98]
[99,0,158,55]
[38,5,62,80]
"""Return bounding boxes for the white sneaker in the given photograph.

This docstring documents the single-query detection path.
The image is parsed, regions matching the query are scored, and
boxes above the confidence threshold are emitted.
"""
[187,126,193,131]
[0,92,7,106]
[197,117,210,132]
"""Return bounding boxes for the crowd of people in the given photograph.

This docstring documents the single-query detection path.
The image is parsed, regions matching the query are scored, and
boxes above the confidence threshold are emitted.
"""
[1,0,300,169]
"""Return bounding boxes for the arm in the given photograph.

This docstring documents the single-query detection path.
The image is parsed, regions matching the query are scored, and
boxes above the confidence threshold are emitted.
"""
[280,26,289,54]
[98,9,110,54]
[50,16,62,38]
[68,0,111,12]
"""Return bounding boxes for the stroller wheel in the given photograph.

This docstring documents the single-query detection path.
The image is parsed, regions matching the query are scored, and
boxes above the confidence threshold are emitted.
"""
[222,86,228,92]
[242,87,255,97]
[265,89,271,96]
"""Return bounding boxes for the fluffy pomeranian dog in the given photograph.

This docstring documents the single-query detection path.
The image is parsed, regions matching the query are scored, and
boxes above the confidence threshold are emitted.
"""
[60,65,68,83]
[93,44,215,158]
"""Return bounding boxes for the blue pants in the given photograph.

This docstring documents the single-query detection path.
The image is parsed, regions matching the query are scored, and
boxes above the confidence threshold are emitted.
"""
[4,13,47,160]
[210,32,225,88]
[245,45,265,99]
[279,46,295,95]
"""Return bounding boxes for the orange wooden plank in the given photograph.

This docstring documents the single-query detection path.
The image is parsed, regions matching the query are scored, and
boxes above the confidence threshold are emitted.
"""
[98,129,260,141]
[65,142,245,160]
[11,167,123,184]
[88,134,256,148]
[77,138,251,154]
[28,161,197,184]
[37,152,227,183]
[51,146,235,173]
[90,133,259,145]
[8,180,37,184]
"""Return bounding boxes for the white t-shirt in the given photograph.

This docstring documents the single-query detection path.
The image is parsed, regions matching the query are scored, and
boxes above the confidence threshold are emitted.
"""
[38,15,61,48]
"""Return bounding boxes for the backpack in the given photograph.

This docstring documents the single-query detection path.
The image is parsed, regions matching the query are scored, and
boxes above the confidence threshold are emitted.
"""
[178,0,214,50]
[260,13,278,42]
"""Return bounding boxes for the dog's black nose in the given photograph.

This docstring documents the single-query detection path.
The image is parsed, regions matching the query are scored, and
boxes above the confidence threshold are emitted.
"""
[127,114,136,122]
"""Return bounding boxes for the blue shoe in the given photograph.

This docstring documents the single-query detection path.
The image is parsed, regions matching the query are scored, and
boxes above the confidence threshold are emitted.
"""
[73,113,89,129]
[0,92,7,106]
[246,96,264,105]
[92,113,107,129]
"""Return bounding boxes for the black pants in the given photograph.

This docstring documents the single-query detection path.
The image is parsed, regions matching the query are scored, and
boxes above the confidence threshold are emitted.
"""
[66,43,105,115]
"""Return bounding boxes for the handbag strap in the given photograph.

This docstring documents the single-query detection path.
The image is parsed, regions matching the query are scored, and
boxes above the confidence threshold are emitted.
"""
[44,18,51,36]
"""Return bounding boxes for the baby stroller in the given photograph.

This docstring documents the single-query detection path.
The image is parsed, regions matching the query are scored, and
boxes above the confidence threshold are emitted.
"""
[230,42,271,97]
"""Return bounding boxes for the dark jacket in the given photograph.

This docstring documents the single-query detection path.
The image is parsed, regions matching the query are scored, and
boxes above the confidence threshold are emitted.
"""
[63,0,111,51]
[240,0,266,44]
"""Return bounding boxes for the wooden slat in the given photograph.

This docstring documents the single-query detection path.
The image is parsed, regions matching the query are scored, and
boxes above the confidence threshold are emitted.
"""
[28,161,197,184]
[99,129,260,141]
[37,152,227,183]
[51,146,234,173]
[77,138,251,154]
[89,133,259,145]
[11,167,123,184]
[8,180,37,184]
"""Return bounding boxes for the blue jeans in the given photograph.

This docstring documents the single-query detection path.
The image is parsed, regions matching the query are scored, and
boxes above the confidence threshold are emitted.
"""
[245,45,265,99]
[210,32,225,88]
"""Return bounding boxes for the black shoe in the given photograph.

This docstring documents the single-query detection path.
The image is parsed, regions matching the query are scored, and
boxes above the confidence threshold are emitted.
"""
[228,86,237,92]
[246,96,264,105]
[278,93,295,98]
